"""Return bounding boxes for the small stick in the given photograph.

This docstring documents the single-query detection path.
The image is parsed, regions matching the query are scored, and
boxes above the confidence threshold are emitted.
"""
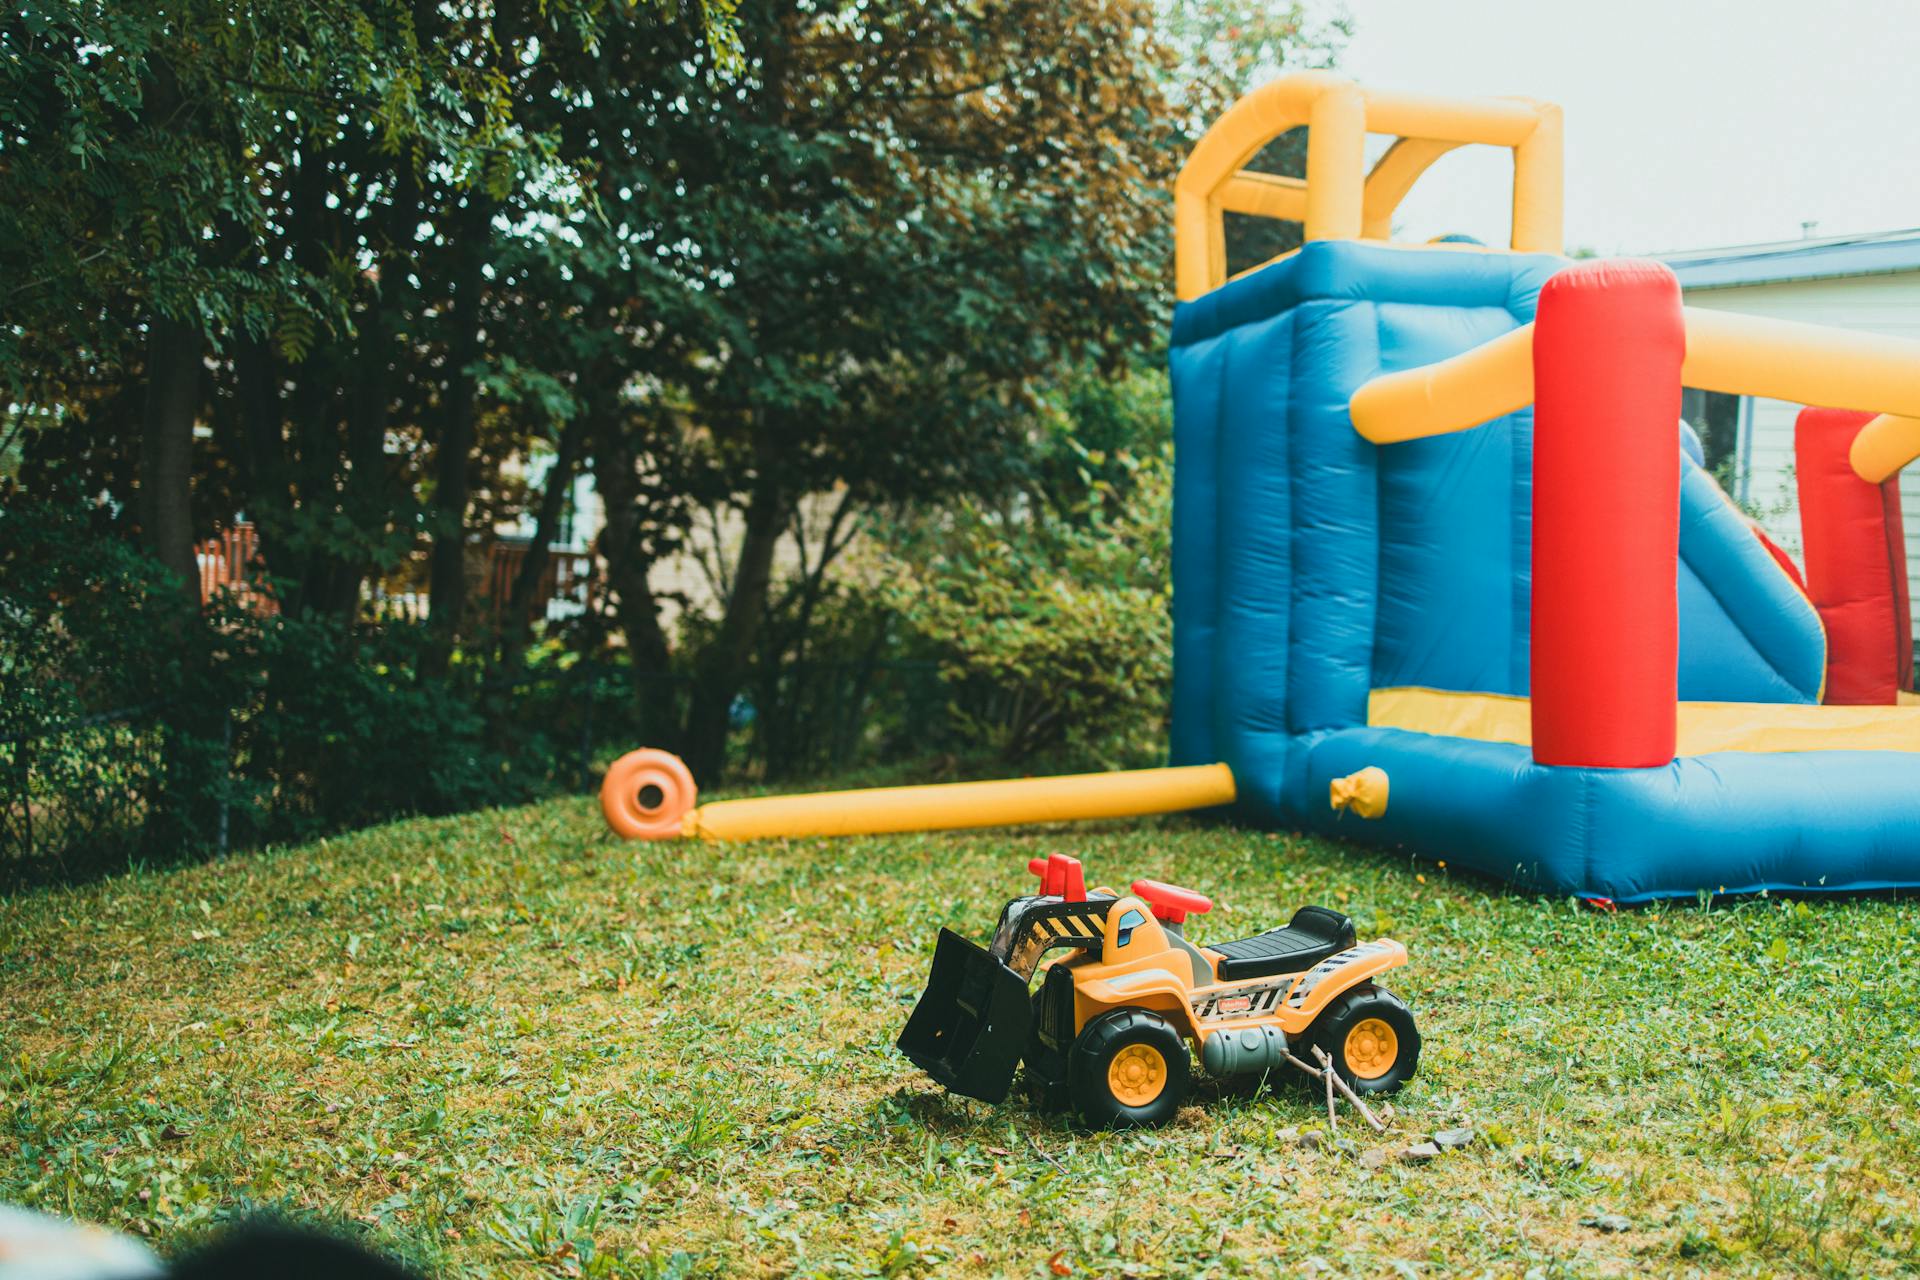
[1285,1049,1388,1134]
[1025,1134,1068,1175]
[1315,1046,1388,1133]
[1318,1047,1338,1131]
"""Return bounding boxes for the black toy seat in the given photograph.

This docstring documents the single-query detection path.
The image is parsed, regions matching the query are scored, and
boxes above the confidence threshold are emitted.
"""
[1208,906,1357,982]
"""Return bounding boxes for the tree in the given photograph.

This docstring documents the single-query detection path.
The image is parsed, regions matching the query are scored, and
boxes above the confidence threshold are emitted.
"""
[3,0,1348,806]
[550,0,1194,780]
[2,0,735,626]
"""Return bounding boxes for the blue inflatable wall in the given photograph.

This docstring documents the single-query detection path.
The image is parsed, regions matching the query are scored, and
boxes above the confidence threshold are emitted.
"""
[1169,241,1920,901]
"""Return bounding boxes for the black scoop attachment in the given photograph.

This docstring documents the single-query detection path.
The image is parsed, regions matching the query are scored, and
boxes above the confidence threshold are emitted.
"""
[896,928,1033,1103]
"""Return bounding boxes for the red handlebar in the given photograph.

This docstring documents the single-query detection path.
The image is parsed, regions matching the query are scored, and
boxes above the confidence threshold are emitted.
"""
[1131,878,1212,925]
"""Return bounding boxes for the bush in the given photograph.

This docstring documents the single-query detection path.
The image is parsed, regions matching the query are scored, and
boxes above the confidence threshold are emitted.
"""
[213,612,532,847]
[0,489,196,720]
[0,492,212,873]
[878,431,1172,770]
[733,581,946,782]
[0,491,566,885]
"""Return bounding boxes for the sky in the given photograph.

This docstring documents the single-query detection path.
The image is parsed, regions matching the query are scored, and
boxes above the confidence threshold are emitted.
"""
[1334,0,1920,254]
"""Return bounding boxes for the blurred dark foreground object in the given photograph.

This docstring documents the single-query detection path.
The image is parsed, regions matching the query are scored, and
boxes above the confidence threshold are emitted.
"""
[0,1207,420,1280]
[171,1227,421,1280]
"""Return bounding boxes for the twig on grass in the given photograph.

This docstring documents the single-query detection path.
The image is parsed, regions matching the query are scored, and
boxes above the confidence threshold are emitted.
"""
[1284,1048,1388,1134]
[1025,1133,1068,1174]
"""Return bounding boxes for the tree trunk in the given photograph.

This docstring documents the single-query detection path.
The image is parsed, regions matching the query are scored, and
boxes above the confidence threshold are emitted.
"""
[682,480,786,782]
[234,338,284,501]
[137,313,212,850]
[138,315,203,602]
[319,151,418,624]
[500,406,590,666]
[131,53,201,603]
[592,421,672,667]
[591,426,678,748]
[424,199,494,673]
[320,299,399,621]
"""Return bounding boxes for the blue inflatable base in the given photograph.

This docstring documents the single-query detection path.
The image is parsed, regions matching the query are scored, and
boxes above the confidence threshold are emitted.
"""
[1238,730,1920,903]
[1165,240,1902,899]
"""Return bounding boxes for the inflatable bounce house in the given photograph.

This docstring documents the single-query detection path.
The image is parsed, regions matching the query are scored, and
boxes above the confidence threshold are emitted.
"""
[603,74,1920,903]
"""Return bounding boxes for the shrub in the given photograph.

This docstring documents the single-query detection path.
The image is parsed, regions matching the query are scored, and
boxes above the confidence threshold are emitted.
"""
[878,433,1172,770]
[0,491,213,873]
[0,488,196,719]
[0,490,560,884]
[741,583,947,781]
[213,612,531,847]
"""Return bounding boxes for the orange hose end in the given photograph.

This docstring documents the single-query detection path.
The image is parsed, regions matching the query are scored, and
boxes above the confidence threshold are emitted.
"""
[600,748,697,840]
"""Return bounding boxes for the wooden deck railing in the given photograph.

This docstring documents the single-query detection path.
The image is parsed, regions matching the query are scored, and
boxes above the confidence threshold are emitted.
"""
[195,525,596,622]
[195,523,276,613]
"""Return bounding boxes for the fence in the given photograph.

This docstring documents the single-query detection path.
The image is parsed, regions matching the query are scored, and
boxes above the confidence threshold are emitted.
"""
[194,526,601,627]
[0,702,184,886]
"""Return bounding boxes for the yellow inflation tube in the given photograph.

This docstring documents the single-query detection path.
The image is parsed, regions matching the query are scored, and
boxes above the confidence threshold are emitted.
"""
[600,748,1238,842]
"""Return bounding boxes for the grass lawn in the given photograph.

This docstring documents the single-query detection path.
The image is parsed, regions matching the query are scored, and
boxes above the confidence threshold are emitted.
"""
[3,790,1918,1278]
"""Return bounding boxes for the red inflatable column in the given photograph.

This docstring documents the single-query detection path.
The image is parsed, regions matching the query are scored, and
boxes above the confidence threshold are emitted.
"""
[1531,261,1684,767]
[1795,406,1913,704]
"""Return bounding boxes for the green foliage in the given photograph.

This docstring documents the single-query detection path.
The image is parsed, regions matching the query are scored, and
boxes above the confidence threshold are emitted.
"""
[0,492,564,885]
[0,489,207,867]
[1157,0,1349,113]
[1,0,739,372]
[212,615,528,847]
[739,583,946,782]
[3,0,1347,827]
[1155,0,1348,273]
[880,378,1174,769]
[0,487,193,722]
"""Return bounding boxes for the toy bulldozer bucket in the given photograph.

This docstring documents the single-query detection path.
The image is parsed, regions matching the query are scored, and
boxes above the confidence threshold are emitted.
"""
[896,928,1033,1105]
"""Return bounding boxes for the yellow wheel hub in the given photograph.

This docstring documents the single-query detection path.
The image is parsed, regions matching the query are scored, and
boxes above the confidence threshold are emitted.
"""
[1344,1017,1399,1080]
[1107,1043,1168,1107]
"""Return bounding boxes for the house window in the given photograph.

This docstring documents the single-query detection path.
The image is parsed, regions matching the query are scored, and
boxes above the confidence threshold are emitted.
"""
[1681,388,1743,481]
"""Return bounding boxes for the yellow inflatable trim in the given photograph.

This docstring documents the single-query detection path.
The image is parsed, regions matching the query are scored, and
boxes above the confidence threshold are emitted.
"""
[1351,307,1920,477]
[1848,411,1920,484]
[1369,687,1920,756]
[683,763,1237,842]
[1174,72,1563,300]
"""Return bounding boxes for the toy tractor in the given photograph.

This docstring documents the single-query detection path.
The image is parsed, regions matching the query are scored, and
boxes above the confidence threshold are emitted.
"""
[898,854,1419,1127]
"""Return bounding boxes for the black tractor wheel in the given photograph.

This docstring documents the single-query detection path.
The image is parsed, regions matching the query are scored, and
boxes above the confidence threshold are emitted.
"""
[1067,1008,1190,1128]
[1297,984,1419,1095]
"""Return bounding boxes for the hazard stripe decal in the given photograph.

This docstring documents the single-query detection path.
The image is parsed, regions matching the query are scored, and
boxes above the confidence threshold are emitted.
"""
[1028,906,1105,945]
[1192,974,1293,1023]
[1284,941,1395,1009]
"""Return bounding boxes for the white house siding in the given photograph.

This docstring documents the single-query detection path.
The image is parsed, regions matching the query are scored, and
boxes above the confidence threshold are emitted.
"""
[1678,272,1920,644]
